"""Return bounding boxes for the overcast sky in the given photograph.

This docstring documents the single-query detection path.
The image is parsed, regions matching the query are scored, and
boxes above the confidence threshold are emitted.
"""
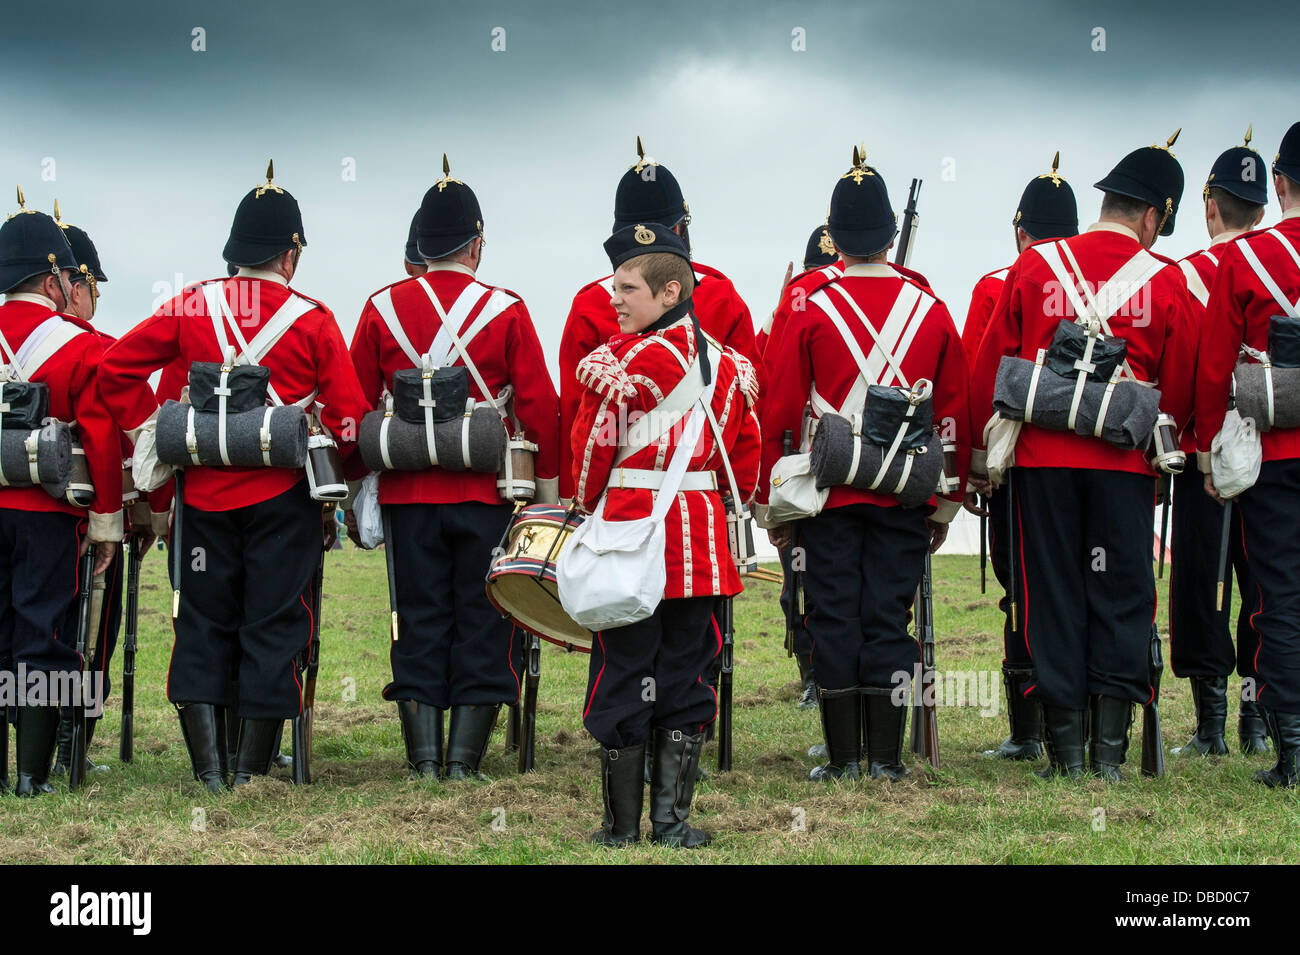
[2,0,1296,380]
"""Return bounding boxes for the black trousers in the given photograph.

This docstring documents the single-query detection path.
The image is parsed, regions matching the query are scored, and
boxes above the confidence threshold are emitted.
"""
[1236,459,1300,713]
[583,596,720,749]
[778,541,813,656]
[168,481,320,720]
[1012,467,1155,709]
[0,510,85,705]
[799,502,928,692]
[986,485,1031,669]
[1168,461,1259,679]
[384,501,521,709]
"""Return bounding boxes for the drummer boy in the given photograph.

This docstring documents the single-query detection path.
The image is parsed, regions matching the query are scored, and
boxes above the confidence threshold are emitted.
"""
[569,224,760,847]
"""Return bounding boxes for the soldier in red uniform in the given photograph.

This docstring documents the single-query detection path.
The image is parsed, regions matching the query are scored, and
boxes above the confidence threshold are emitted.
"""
[961,156,1078,763]
[760,152,970,783]
[1170,129,1270,759]
[558,138,756,504]
[1197,120,1300,786]
[98,164,370,792]
[402,210,426,278]
[0,198,122,796]
[572,223,759,848]
[970,134,1198,780]
[349,159,559,781]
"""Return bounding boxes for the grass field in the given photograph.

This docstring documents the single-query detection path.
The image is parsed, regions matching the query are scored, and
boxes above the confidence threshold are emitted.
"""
[2,543,1297,865]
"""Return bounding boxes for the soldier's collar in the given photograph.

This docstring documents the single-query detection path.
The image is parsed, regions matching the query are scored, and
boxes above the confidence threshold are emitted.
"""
[645,299,693,334]
[3,291,59,309]
[1281,207,1300,222]
[841,263,896,278]
[236,266,288,286]
[1210,229,1248,247]
[424,261,476,277]
[1087,220,1142,243]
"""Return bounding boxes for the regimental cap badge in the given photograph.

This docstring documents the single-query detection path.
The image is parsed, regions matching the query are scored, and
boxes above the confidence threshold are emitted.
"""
[633,224,656,245]
[840,144,875,185]
[435,153,465,192]
[1037,151,1064,187]
[254,160,284,199]
[6,184,37,221]
[630,135,658,175]
[817,228,835,256]
[1152,128,1181,156]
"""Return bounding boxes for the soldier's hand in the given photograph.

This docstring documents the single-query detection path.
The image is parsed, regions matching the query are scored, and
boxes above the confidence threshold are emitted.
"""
[322,506,339,549]
[767,523,794,551]
[92,541,117,576]
[130,529,158,560]
[962,492,988,518]
[344,508,363,548]
[970,474,994,497]
[925,519,948,554]
[1204,472,1223,504]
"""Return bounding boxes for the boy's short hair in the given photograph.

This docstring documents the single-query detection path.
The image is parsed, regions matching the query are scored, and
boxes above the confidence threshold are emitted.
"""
[621,252,695,301]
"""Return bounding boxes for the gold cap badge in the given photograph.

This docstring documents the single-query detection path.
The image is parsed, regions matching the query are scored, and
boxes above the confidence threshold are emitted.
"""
[817,229,835,256]
[633,224,655,245]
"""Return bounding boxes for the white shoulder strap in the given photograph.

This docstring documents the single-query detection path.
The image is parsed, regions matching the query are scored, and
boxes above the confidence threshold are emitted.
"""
[202,282,317,407]
[369,288,422,366]
[1236,235,1300,319]
[5,317,83,381]
[415,279,509,424]
[1178,259,1210,308]
[614,351,706,466]
[425,280,497,365]
[435,287,516,364]
[648,366,720,524]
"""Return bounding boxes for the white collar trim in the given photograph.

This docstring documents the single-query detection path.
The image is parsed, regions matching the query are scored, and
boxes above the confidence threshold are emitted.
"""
[841,263,897,278]
[3,292,58,309]
[423,261,476,277]
[1281,207,1300,222]
[1210,229,1247,247]
[236,267,288,286]
[1087,221,1142,243]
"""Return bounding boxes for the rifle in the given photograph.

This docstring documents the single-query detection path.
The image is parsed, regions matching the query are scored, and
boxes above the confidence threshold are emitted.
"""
[519,631,541,773]
[979,495,988,595]
[119,535,142,763]
[292,545,324,785]
[1157,473,1172,579]
[896,178,923,268]
[717,595,734,773]
[781,429,801,658]
[1216,500,1233,612]
[67,547,96,791]
[909,550,940,768]
[1141,625,1166,777]
[381,504,399,643]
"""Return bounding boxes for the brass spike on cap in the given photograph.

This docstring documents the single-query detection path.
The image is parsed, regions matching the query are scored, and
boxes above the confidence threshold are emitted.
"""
[267,159,275,183]
[53,199,62,224]
[1167,128,1181,149]
[636,136,644,161]
[852,145,861,167]
[435,153,464,192]
[254,160,283,198]
[1039,151,1064,186]
[442,153,450,177]
[1245,124,1253,148]
[16,185,25,209]
[1052,150,1060,174]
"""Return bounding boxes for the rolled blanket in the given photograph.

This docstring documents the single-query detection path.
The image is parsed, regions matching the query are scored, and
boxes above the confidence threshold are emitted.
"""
[155,399,308,468]
[0,418,72,493]
[359,404,505,473]
[1232,362,1300,432]
[993,355,1161,451]
[810,412,945,509]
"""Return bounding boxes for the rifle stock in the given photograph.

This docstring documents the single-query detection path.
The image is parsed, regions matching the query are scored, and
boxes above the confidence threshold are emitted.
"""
[519,632,541,773]
[1141,627,1166,777]
[717,597,734,773]
[910,552,940,768]
[68,548,96,791]
[119,536,142,763]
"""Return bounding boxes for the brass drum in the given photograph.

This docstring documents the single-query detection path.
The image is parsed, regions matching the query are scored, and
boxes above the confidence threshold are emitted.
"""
[485,503,592,652]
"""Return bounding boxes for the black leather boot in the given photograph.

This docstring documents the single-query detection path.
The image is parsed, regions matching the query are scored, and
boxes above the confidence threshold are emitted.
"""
[1036,706,1087,779]
[445,704,499,781]
[232,718,281,786]
[1088,695,1134,782]
[225,689,241,766]
[1173,676,1229,756]
[862,688,909,780]
[177,703,228,793]
[1253,706,1300,788]
[985,667,1044,760]
[808,687,861,781]
[53,710,108,776]
[15,706,60,796]
[795,653,818,710]
[0,707,10,795]
[1239,698,1271,755]
[591,742,645,846]
[396,700,444,780]
[648,728,711,848]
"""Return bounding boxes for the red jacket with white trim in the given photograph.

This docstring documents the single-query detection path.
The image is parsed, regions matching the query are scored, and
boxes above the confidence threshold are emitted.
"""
[571,311,760,600]
[559,261,755,500]
[969,223,1198,476]
[758,263,970,520]
[960,266,1010,366]
[0,297,123,540]
[99,273,370,512]
[350,264,559,506]
[1197,212,1300,464]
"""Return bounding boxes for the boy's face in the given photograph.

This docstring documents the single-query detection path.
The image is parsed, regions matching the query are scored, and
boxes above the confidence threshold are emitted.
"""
[611,264,675,334]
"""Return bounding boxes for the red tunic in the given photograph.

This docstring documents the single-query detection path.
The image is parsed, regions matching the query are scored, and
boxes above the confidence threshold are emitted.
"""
[960,266,1010,366]
[970,223,1198,475]
[558,261,755,500]
[1173,235,1243,454]
[1197,211,1300,464]
[570,314,760,599]
[99,273,371,512]
[0,297,123,539]
[758,263,970,519]
[349,264,559,506]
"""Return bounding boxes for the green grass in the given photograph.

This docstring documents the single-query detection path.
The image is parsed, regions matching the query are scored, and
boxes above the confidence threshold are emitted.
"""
[2,545,1296,864]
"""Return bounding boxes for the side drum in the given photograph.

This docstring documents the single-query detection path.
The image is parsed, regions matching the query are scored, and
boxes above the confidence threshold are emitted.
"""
[486,503,593,653]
